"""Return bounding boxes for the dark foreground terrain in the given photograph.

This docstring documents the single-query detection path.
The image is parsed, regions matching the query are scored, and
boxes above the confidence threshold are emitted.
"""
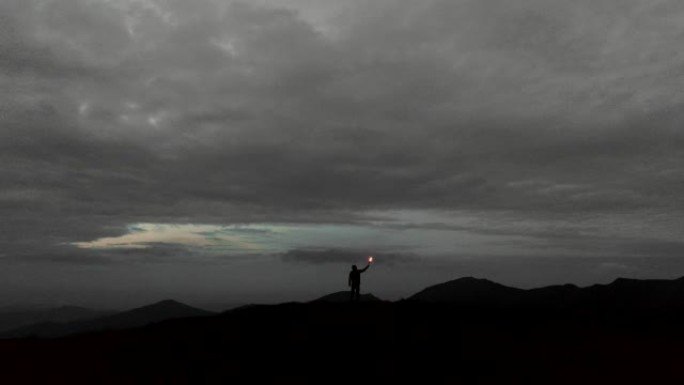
[4,277,684,384]
[2,302,684,384]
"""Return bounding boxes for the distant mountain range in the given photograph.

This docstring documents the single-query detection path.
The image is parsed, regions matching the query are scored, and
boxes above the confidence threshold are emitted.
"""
[409,277,522,306]
[6,276,684,339]
[5,277,684,383]
[1,299,214,338]
[408,276,684,311]
[0,306,114,333]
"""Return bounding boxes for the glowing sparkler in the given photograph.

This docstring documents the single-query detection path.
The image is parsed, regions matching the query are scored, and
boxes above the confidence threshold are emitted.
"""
[368,256,374,263]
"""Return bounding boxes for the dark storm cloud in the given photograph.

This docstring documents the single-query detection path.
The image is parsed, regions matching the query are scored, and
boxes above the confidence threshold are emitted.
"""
[280,248,418,265]
[0,240,256,266]
[1,0,684,263]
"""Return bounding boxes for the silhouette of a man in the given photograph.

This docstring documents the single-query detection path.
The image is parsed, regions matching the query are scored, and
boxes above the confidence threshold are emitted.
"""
[349,263,370,302]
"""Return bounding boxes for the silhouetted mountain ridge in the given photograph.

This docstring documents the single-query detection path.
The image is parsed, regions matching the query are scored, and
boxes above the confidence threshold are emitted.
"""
[7,276,684,339]
[409,277,524,306]
[0,306,114,332]
[2,299,213,338]
[409,276,684,310]
[5,287,684,384]
[313,291,382,303]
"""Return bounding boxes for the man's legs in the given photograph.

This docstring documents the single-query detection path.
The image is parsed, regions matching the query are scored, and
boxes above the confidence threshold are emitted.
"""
[351,285,360,301]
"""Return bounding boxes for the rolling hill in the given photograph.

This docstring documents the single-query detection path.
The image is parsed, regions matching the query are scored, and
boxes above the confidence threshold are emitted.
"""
[2,299,213,338]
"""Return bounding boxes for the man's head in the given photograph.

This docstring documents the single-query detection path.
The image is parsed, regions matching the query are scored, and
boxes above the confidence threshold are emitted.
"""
[351,265,357,271]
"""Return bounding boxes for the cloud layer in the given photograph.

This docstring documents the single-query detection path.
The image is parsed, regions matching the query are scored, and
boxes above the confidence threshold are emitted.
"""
[1,0,684,305]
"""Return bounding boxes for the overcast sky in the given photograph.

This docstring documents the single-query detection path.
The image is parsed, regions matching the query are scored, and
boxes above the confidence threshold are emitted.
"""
[2,0,684,309]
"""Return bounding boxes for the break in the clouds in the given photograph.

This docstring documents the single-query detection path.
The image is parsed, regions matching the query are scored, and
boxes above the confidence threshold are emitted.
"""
[1,0,684,305]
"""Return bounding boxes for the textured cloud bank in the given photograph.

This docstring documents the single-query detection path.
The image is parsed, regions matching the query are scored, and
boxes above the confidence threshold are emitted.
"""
[1,0,683,276]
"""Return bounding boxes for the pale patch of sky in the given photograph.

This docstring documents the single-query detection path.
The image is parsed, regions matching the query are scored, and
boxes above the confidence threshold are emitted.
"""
[72,223,266,252]
[70,217,544,259]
